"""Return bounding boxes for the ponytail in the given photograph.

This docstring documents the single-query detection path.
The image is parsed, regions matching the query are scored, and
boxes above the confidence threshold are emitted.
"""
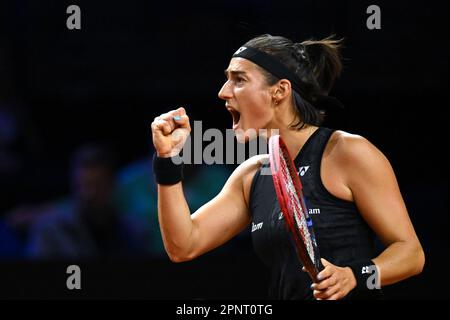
[301,36,343,95]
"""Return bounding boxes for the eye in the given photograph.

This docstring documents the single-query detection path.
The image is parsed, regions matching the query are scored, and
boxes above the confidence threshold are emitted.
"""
[235,77,245,85]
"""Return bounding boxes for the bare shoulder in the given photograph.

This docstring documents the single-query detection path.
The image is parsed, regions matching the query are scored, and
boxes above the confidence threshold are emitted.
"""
[237,154,268,185]
[230,154,269,177]
[330,130,368,146]
[329,130,384,159]
[246,154,270,169]
[328,130,392,180]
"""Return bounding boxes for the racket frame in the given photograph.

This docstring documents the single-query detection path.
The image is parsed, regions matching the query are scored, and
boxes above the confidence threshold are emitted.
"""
[268,134,323,281]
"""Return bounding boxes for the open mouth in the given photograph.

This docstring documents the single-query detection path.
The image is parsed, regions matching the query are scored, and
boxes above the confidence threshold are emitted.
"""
[226,106,241,129]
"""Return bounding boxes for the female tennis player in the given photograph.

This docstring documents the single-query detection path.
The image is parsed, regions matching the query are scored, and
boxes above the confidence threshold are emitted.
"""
[150,34,425,299]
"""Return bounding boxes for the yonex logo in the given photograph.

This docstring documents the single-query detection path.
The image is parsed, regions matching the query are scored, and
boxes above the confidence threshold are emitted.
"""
[299,166,310,176]
[234,46,247,55]
[362,266,371,274]
[251,221,263,232]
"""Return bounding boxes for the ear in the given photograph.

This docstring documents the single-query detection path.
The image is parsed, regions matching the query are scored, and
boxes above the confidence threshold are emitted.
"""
[271,79,292,105]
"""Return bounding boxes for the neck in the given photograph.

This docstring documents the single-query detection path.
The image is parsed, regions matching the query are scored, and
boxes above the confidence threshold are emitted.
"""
[266,103,318,158]
[278,125,318,159]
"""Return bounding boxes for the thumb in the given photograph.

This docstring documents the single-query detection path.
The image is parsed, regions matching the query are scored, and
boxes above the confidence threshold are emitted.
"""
[321,258,332,267]
[176,106,186,115]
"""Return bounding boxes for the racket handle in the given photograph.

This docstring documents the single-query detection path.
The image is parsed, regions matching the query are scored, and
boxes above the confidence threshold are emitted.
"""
[316,257,324,271]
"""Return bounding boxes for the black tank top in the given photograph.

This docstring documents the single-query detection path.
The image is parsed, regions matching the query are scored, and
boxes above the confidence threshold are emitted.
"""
[249,127,377,299]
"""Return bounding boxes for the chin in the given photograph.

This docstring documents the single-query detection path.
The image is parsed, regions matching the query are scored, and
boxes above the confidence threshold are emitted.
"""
[234,126,259,144]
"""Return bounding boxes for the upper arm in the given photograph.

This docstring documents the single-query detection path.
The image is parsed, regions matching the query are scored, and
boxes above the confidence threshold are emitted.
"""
[187,155,267,258]
[338,134,419,246]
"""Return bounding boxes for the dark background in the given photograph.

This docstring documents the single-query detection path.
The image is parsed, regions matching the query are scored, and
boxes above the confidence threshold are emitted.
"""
[0,0,449,299]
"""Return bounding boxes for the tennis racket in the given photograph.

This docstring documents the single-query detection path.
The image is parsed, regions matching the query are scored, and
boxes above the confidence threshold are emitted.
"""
[268,134,323,281]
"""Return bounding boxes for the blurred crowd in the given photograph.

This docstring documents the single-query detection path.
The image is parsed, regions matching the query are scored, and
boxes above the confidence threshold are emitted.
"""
[0,101,237,260]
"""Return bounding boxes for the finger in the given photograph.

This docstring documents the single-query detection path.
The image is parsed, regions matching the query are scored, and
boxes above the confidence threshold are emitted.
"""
[313,290,324,300]
[175,106,186,115]
[316,265,333,281]
[314,285,339,300]
[158,110,177,121]
[150,123,165,142]
[151,121,163,136]
[153,119,173,135]
[161,108,186,120]
[302,266,306,272]
[157,113,177,131]
[327,292,343,300]
[173,114,191,131]
[156,119,173,135]
[321,258,332,267]
[323,285,340,299]
[154,113,175,129]
[313,275,336,291]
[160,108,188,131]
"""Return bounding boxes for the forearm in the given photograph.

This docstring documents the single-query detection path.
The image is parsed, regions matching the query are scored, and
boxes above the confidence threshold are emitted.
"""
[158,182,195,261]
[373,240,425,286]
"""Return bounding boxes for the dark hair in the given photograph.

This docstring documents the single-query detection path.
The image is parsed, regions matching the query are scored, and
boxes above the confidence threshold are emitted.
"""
[243,34,343,129]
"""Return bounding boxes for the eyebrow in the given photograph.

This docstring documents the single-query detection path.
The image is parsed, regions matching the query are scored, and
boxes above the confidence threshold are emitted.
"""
[224,69,247,77]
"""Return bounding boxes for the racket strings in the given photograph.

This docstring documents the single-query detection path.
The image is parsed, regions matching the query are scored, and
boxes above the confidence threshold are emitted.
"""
[279,153,316,263]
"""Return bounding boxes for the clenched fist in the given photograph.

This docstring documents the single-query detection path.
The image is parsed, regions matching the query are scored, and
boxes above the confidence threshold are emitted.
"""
[151,107,191,158]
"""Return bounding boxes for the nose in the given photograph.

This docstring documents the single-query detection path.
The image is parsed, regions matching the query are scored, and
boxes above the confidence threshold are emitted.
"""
[218,80,232,101]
